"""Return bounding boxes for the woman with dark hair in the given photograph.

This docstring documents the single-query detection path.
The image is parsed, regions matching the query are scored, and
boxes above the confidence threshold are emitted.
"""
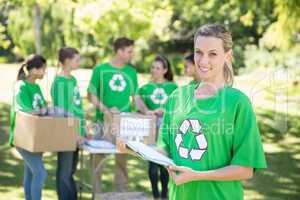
[10,54,48,200]
[138,55,177,200]
[184,53,199,85]
[51,47,84,200]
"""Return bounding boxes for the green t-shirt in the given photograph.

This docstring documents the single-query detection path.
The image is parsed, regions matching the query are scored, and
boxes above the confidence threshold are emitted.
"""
[9,80,47,146]
[188,79,198,86]
[51,75,85,136]
[87,63,138,121]
[138,81,177,111]
[157,84,267,200]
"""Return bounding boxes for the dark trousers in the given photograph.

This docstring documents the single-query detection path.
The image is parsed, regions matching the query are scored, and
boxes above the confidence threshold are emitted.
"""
[56,149,79,200]
[148,161,169,199]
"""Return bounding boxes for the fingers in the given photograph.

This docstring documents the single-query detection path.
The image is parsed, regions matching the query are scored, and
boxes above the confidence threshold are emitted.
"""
[116,137,126,152]
[168,165,187,172]
[167,166,176,180]
[116,137,130,154]
[110,107,120,114]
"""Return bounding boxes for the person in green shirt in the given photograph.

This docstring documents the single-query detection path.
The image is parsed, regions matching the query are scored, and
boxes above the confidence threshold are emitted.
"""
[51,47,84,200]
[9,54,48,200]
[184,53,199,85]
[87,37,145,192]
[138,55,177,200]
[157,24,267,200]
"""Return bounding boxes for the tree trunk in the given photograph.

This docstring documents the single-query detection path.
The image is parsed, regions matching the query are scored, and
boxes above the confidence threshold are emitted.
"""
[33,3,42,54]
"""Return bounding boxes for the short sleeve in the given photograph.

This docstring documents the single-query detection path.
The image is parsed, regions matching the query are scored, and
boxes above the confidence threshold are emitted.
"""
[87,67,100,96]
[131,70,138,96]
[230,95,267,170]
[15,84,33,112]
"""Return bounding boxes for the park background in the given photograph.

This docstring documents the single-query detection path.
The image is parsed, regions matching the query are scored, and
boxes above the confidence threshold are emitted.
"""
[0,0,299,199]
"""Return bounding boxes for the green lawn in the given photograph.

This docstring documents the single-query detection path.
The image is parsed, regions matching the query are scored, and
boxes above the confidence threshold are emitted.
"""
[1,100,300,200]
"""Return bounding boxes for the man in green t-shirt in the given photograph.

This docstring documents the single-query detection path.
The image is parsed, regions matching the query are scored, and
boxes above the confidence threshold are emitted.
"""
[87,37,145,192]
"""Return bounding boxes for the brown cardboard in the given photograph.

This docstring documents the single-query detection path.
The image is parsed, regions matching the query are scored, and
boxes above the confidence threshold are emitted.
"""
[103,112,157,145]
[14,112,80,152]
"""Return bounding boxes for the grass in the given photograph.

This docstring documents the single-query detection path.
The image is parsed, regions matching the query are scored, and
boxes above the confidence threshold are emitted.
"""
[1,102,300,200]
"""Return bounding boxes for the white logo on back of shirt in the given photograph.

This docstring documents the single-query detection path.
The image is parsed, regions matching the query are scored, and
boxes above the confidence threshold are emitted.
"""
[32,93,43,111]
[73,86,81,105]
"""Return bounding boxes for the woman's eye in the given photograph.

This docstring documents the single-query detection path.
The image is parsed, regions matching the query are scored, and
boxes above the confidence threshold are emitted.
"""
[209,53,217,57]
[195,51,202,56]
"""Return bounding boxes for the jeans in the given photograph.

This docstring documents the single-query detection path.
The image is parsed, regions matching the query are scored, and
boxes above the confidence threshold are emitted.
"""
[148,161,169,199]
[17,147,47,200]
[56,150,79,200]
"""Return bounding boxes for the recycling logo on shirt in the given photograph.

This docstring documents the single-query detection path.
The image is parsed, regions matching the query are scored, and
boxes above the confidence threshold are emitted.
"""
[32,93,43,111]
[150,88,168,105]
[73,86,81,105]
[109,74,127,92]
[175,119,208,161]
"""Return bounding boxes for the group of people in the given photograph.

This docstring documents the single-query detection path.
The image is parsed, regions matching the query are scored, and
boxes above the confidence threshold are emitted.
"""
[9,23,267,200]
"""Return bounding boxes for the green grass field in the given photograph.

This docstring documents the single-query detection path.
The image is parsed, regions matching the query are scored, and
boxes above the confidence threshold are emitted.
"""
[0,65,299,199]
[1,100,300,200]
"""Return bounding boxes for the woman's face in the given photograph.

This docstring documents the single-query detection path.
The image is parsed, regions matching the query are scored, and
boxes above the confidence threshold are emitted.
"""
[184,60,195,77]
[32,65,46,79]
[194,36,231,83]
[68,54,81,70]
[151,61,167,80]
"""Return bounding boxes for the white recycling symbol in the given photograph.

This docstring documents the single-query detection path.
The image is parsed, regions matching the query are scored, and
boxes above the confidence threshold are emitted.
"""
[175,119,208,161]
[109,74,127,92]
[150,88,168,105]
[32,93,43,111]
[73,86,81,105]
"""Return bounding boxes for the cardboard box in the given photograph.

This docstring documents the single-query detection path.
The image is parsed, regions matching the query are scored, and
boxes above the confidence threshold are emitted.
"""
[103,112,157,145]
[14,112,80,152]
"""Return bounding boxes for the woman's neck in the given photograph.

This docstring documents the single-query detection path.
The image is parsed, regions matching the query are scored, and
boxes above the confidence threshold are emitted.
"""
[60,66,71,77]
[194,76,225,98]
[26,75,36,84]
[152,76,166,83]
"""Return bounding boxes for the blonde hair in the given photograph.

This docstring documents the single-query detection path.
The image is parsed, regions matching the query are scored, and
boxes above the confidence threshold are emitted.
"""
[194,24,234,86]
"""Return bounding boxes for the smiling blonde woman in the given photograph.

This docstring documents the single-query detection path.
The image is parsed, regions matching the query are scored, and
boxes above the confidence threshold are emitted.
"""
[157,24,267,200]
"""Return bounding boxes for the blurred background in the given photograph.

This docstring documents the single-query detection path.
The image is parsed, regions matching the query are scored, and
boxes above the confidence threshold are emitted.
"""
[0,0,299,200]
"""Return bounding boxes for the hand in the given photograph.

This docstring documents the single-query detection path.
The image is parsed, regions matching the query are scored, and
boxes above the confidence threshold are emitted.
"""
[85,134,94,140]
[116,137,137,155]
[77,136,88,146]
[154,108,164,116]
[110,107,120,114]
[40,107,48,115]
[116,137,131,154]
[167,165,198,185]
[145,110,155,115]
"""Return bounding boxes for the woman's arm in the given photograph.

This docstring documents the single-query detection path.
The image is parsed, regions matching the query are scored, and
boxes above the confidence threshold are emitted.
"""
[168,165,253,185]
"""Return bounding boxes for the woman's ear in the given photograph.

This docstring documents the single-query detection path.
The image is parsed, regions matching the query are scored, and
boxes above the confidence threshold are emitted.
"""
[163,67,168,75]
[225,49,233,64]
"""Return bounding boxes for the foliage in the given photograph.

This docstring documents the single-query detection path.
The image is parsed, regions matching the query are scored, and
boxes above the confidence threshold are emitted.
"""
[0,0,299,73]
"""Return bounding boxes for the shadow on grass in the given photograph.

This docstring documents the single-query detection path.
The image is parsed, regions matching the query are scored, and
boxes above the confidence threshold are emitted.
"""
[244,108,300,200]
[1,102,300,199]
